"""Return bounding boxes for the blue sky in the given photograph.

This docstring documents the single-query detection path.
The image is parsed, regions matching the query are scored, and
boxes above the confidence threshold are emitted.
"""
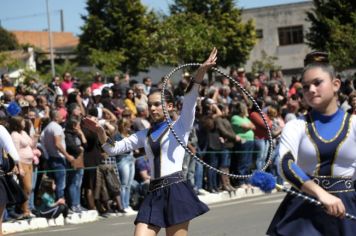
[0,0,309,36]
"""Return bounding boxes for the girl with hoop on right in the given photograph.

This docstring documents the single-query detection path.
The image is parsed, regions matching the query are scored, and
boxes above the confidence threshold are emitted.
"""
[267,52,356,235]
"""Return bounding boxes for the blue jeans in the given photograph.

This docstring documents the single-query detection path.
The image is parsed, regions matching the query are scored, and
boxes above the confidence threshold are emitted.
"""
[29,166,38,210]
[235,141,254,185]
[194,160,203,190]
[66,168,84,207]
[48,157,66,199]
[206,149,219,191]
[270,143,284,185]
[116,154,135,209]
[182,153,196,186]
[255,139,270,171]
[218,148,231,168]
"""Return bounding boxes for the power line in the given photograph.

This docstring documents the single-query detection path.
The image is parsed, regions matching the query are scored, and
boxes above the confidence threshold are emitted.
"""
[46,0,56,77]
[0,10,60,22]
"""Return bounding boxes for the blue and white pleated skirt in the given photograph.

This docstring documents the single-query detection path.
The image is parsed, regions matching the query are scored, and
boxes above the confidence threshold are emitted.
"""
[134,180,209,228]
[267,189,356,236]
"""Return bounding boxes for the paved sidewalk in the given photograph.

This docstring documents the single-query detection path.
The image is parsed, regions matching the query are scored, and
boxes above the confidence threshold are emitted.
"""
[2,187,270,235]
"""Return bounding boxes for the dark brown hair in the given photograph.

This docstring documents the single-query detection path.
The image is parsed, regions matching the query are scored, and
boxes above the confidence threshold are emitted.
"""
[9,116,24,133]
[39,177,55,196]
[148,88,174,105]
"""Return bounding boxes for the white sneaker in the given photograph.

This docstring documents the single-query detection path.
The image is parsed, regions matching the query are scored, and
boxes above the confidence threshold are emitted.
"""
[198,188,209,195]
[127,206,137,212]
[124,207,137,216]
[29,212,36,218]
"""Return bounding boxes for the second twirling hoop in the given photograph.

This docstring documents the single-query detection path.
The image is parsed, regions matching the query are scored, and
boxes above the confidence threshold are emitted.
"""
[161,63,273,179]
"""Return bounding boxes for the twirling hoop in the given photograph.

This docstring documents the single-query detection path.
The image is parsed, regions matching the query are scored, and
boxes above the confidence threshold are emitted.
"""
[161,63,274,179]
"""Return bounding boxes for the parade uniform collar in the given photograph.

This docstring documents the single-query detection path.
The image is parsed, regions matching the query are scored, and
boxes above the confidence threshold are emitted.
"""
[150,120,171,141]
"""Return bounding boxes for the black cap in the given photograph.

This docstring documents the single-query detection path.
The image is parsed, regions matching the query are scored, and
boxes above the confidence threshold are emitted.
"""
[304,51,329,66]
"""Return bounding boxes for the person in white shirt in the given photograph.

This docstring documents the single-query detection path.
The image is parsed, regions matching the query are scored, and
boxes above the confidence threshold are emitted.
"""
[84,48,217,236]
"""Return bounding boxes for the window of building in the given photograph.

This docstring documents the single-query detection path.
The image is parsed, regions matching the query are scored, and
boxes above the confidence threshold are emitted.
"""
[256,29,263,39]
[278,25,304,46]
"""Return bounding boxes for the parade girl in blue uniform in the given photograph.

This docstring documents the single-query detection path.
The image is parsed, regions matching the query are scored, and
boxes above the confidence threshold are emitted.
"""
[83,48,217,236]
[267,52,356,236]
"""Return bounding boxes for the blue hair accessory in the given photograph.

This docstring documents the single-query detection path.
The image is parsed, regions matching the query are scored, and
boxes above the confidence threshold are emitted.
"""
[7,101,21,116]
[250,171,276,193]
[250,171,356,221]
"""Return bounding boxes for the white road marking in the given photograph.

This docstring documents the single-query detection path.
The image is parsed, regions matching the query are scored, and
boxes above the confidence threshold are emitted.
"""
[17,227,78,235]
[111,222,132,226]
[254,199,283,205]
[210,194,283,208]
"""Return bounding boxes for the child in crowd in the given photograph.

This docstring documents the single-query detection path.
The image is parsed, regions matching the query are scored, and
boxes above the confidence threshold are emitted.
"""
[38,177,68,219]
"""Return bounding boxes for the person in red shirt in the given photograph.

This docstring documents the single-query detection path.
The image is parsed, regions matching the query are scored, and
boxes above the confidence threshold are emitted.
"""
[91,73,104,91]
[60,72,73,97]
[249,98,272,171]
[236,68,250,88]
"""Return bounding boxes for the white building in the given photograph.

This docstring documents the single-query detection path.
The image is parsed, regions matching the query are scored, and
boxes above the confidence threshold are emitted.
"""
[241,1,313,79]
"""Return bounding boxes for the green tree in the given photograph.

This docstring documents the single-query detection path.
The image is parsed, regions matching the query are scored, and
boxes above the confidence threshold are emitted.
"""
[0,52,23,72]
[78,0,158,75]
[306,0,356,70]
[54,59,99,85]
[150,13,217,66]
[55,59,79,77]
[251,50,281,75]
[166,0,256,67]
[88,49,126,76]
[0,27,19,51]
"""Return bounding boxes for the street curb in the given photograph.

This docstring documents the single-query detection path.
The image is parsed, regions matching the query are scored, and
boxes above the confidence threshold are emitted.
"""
[2,187,270,235]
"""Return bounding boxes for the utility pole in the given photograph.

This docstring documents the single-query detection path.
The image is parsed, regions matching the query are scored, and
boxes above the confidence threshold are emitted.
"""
[60,9,64,32]
[46,0,55,77]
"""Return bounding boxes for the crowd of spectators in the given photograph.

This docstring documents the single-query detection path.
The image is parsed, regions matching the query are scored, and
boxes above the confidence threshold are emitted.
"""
[0,67,355,222]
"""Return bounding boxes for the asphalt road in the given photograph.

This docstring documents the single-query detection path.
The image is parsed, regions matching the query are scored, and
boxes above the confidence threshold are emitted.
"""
[16,192,285,236]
